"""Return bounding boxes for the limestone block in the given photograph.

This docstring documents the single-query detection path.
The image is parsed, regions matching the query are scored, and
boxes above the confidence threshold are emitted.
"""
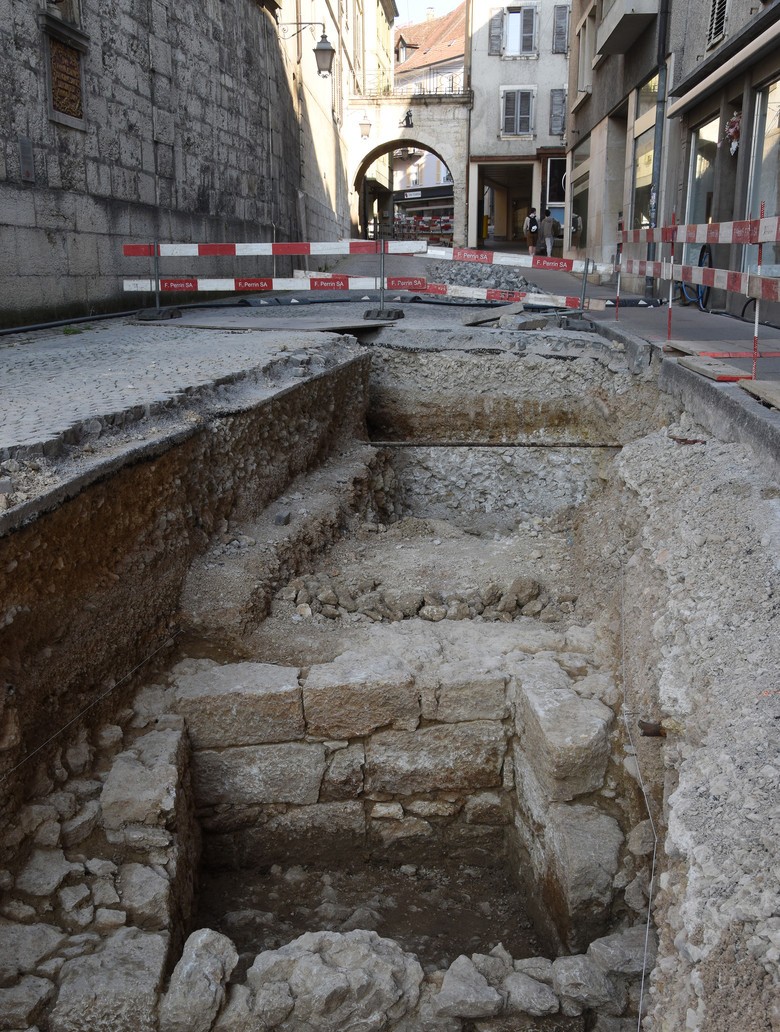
[0,921,67,984]
[436,662,508,723]
[15,849,83,896]
[303,653,419,738]
[545,805,624,952]
[244,930,423,1031]
[193,743,326,806]
[626,819,655,857]
[0,975,54,1028]
[574,673,620,709]
[251,801,366,864]
[513,660,612,800]
[100,729,185,830]
[552,955,623,1014]
[366,722,506,796]
[321,743,365,801]
[434,955,503,1018]
[173,660,304,748]
[159,928,238,1032]
[587,925,657,976]
[48,927,168,1032]
[393,981,461,1031]
[117,863,170,929]
[502,971,560,1016]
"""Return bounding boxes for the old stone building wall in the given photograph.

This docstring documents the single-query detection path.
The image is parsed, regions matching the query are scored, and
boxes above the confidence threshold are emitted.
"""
[0,0,349,327]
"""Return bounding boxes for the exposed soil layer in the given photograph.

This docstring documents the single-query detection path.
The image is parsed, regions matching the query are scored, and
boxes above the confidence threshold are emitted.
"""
[196,856,545,977]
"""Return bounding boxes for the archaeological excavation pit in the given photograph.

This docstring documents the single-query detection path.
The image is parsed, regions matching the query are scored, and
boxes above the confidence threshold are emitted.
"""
[0,319,777,1032]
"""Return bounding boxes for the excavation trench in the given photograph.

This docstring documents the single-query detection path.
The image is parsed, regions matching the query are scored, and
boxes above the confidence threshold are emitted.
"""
[5,325,774,1031]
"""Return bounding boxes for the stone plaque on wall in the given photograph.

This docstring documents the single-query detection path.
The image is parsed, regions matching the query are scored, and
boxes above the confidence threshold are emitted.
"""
[50,36,83,120]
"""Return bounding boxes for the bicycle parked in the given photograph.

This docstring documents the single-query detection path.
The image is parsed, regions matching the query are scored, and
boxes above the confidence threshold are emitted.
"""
[675,244,712,311]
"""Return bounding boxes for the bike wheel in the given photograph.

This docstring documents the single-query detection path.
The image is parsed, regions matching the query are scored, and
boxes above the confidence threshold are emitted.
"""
[680,279,697,305]
[741,296,756,320]
[697,244,712,311]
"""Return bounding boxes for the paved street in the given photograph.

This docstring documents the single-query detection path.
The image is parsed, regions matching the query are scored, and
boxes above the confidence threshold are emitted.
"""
[2,250,780,461]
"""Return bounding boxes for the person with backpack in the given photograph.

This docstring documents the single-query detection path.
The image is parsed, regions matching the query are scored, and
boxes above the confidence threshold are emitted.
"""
[523,207,538,256]
[540,209,562,256]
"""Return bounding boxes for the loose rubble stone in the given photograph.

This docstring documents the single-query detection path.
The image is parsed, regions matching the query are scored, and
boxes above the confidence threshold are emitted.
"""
[15,849,82,896]
[0,921,67,984]
[238,930,423,1031]
[173,660,304,747]
[587,925,657,976]
[48,927,168,1032]
[117,863,170,929]
[159,928,239,1032]
[0,974,54,1028]
[552,954,623,1015]
[502,970,560,1016]
[435,955,503,1018]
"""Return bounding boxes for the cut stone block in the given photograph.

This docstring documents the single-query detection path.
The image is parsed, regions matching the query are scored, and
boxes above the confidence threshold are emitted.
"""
[435,663,508,723]
[193,743,326,807]
[303,653,419,738]
[513,660,612,800]
[117,863,170,930]
[173,660,304,748]
[365,722,506,796]
[100,729,185,830]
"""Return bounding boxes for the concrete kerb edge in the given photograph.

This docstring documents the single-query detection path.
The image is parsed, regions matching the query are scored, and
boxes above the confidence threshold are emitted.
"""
[658,358,780,479]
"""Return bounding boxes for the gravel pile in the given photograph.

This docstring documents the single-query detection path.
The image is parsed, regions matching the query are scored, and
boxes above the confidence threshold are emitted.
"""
[423,259,543,295]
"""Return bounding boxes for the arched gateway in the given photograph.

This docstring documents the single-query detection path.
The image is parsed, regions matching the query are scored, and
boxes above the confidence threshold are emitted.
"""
[346,95,471,246]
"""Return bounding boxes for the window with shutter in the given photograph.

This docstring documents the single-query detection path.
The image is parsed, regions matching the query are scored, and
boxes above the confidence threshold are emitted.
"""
[552,5,569,53]
[550,88,566,134]
[489,9,504,54]
[502,88,534,134]
[707,0,728,45]
[505,6,537,55]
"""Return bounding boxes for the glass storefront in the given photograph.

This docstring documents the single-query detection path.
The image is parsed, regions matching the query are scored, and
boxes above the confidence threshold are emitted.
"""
[747,79,780,275]
[685,115,719,262]
[632,126,655,229]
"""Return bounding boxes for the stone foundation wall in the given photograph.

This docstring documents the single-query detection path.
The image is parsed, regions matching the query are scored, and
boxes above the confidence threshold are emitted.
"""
[0,358,370,821]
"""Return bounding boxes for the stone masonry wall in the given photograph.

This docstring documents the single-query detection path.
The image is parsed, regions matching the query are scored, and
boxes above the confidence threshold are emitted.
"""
[0,358,370,824]
[0,0,310,326]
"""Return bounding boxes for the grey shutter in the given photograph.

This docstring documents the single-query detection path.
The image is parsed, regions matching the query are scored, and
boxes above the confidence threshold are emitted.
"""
[489,9,504,54]
[521,7,535,52]
[707,0,727,44]
[550,88,566,134]
[503,90,517,133]
[552,5,569,53]
[518,90,532,133]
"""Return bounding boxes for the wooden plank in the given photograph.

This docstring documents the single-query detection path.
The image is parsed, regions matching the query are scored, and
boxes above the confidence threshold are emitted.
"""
[677,356,753,382]
[664,340,704,356]
[462,301,526,326]
[739,379,780,410]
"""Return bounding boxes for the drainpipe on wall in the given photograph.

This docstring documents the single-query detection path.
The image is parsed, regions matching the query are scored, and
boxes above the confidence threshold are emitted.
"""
[645,0,671,297]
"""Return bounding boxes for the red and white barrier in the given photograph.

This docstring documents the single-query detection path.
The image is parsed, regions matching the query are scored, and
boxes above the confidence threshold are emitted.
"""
[123,239,428,257]
[619,215,780,247]
[427,246,613,277]
[123,276,429,293]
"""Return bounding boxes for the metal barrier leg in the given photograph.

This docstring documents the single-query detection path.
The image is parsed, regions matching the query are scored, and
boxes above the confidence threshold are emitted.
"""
[579,258,591,312]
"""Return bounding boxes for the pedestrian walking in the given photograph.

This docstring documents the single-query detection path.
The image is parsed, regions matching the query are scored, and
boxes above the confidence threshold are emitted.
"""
[523,208,538,256]
[540,209,561,257]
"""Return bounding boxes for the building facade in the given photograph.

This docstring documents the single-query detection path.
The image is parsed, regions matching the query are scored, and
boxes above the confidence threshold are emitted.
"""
[466,0,570,248]
[1,0,395,327]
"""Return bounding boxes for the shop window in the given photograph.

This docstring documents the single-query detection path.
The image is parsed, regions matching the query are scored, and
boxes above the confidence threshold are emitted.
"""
[632,126,654,229]
[746,80,780,274]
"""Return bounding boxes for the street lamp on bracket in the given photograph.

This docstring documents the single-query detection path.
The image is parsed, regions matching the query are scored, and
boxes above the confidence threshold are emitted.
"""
[276,21,335,75]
